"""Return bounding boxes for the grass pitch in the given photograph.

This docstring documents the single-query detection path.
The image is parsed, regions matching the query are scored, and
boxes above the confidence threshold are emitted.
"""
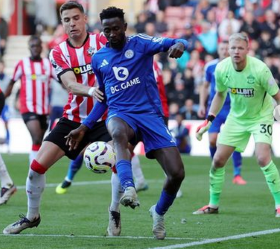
[0,153,280,249]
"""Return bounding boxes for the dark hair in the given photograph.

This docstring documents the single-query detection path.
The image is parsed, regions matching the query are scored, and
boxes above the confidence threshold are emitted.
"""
[28,35,42,44]
[99,7,125,22]
[60,1,84,16]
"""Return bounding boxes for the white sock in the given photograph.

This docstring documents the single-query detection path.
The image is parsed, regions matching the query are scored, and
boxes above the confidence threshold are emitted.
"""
[26,168,46,220]
[0,154,13,188]
[29,150,39,166]
[131,154,145,185]
[109,173,123,212]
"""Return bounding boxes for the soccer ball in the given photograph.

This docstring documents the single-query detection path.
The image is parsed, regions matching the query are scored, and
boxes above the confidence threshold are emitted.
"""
[83,141,116,174]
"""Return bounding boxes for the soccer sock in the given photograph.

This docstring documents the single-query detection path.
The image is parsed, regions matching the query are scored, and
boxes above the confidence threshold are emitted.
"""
[209,146,216,158]
[131,154,145,185]
[0,154,13,188]
[261,161,280,207]
[116,160,134,189]
[109,173,123,212]
[209,167,225,207]
[26,167,46,220]
[65,154,83,182]
[155,189,176,215]
[6,129,10,145]
[29,144,41,166]
[232,151,242,176]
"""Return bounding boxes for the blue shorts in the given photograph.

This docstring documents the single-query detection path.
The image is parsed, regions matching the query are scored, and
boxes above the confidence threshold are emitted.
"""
[208,108,229,133]
[1,105,10,122]
[107,112,177,159]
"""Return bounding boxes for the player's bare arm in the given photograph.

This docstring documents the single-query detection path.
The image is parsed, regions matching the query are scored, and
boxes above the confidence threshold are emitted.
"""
[4,79,16,98]
[208,91,227,116]
[60,70,104,101]
[198,81,210,118]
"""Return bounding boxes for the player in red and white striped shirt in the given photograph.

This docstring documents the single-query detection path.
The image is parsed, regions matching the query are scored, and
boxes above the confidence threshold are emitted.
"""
[5,35,56,165]
[3,1,113,235]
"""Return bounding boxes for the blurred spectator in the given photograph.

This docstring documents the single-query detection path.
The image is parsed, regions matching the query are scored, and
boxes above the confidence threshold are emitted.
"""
[24,0,36,35]
[134,11,148,33]
[181,98,200,120]
[34,0,58,35]
[194,0,212,19]
[260,9,279,38]
[258,30,277,59]
[47,25,67,52]
[154,10,168,34]
[167,74,188,108]
[168,102,180,120]
[144,22,159,36]
[180,24,199,53]
[218,10,241,41]
[239,11,261,40]
[0,12,8,58]
[198,21,218,55]
[171,112,191,154]
[215,0,229,25]
[273,27,280,53]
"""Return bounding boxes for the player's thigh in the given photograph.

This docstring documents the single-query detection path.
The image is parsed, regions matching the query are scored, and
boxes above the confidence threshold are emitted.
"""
[154,146,184,176]
[218,118,251,153]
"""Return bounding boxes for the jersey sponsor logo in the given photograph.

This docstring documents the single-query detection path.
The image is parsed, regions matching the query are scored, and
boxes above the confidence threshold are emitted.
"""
[124,49,134,59]
[230,88,254,97]
[73,64,93,75]
[113,66,129,81]
[110,77,141,94]
[27,74,48,81]
[247,75,255,84]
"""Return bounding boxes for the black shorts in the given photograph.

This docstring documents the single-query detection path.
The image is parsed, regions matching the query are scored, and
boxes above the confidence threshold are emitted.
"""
[22,112,49,131]
[44,117,111,160]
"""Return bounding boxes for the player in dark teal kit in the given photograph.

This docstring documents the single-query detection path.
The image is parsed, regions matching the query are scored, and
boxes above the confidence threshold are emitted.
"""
[65,7,187,240]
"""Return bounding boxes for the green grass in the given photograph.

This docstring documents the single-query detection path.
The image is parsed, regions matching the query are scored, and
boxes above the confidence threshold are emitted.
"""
[0,154,280,249]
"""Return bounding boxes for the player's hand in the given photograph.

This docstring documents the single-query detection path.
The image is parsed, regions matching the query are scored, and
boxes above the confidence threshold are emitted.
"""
[88,87,104,102]
[168,42,184,58]
[65,124,89,150]
[195,114,215,141]
[197,105,206,118]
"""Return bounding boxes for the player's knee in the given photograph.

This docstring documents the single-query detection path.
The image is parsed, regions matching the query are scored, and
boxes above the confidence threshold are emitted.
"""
[256,155,270,167]
[213,154,226,167]
[30,159,48,174]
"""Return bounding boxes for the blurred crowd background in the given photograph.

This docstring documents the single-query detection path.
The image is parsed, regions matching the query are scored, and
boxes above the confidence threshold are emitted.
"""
[1,0,280,121]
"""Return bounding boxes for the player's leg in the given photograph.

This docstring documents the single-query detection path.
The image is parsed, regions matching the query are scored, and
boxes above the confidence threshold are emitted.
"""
[3,141,65,234]
[23,113,48,165]
[131,151,148,192]
[150,146,185,239]
[255,142,280,217]
[107,116,139,209]
[55,154,83,194]
[107,171,123,236]
[0,154,16,205]
[193,144,234,214]
[232,151,247,185]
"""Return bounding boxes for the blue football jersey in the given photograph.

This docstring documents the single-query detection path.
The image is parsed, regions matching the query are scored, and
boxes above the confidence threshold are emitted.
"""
[204,59,230,111]
[92,34,185,116]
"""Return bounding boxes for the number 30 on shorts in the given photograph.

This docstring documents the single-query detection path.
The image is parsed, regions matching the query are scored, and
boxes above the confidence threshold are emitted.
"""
[260,124,272,135]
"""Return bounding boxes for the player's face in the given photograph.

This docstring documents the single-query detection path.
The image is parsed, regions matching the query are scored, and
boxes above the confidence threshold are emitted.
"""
[218,43,229,60]
[228,39,249,66]
[61,8,87,40]
[102,17,127,50]
[29,39,42,60]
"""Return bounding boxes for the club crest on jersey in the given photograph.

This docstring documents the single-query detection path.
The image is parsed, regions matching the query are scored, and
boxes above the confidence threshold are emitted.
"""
[247,75,255,84]
[87,46,95,56]
[124,50,134,59]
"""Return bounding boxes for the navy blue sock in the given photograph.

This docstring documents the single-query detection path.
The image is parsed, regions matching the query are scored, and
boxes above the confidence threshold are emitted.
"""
[232,151,242,176]
[209,146,216,158]
[66,154,83,181]
[116,159,134,189]
[155,190,176,215]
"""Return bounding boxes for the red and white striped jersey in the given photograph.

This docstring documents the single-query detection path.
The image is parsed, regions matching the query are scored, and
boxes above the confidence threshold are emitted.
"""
[49,33,107,123]
[12,57,55,115]
[153,60,169,118]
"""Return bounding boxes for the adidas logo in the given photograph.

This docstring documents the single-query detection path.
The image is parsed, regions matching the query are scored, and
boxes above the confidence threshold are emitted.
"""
[100,59,109,68]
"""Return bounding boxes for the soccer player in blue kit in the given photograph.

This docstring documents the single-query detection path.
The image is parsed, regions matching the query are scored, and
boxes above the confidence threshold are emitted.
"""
[66,7,187,240]
[198,41,246,185]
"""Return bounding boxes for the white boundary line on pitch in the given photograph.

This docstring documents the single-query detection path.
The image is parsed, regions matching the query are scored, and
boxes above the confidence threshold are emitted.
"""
[0,234,194,240]
[148,228,280,249]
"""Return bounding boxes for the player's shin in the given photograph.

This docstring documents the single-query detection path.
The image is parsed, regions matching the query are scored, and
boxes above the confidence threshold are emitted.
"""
[209,166,225,208]
[261,161,280,207]
[26,160,46,220]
